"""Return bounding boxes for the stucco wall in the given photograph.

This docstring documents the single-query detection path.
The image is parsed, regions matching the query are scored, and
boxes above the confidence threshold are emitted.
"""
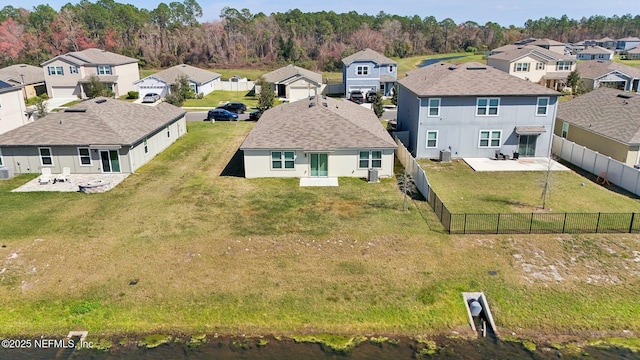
[0,89,30,135]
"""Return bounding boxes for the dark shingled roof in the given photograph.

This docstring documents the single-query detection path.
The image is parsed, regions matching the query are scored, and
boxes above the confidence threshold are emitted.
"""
[262,64,322,85]
[0,98,185,146]
[557,87,640,145]
[240,96,396,151]
[576,60,640,79]
[399,61,560,97]
[342,48,397,66]
[41,48,138,66]
[0,80,20,95]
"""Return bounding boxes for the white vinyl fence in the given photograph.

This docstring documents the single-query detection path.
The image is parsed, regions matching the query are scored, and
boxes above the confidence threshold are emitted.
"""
[394,136,431,200]
[552,135,640,196]
[213,80,255,92]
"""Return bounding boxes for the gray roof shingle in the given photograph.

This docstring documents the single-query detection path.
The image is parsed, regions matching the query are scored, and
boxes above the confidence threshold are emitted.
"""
[0,64,44,85]
[399,61,560,97]
[240,96,396,151]
[41,48,138,66]
[578,46,614,55]
[342,48,397,66]
[145,64,221,84]
[576,60,640,79]
[557,87,640,144]
[487,45,575,62]
[0,98,185,146]
[262,64,322,85]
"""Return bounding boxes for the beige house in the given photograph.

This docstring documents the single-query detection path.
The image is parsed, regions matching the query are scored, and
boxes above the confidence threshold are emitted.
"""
[0,81,31,136]
[575,60,640,92]
[241,96,396,179]
[0,64,46,99]
[487,45,576,90]
[41,48,139,99]
[261,64,325,102]
[554,87,640,167]
[0,98,186,175]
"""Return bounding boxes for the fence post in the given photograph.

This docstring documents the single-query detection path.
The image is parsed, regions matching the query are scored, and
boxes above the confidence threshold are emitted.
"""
[463,213,467,234]
[496,213,501,234]
[630,213,636,233]
[595,212,601,233]
[529,213,534,234]
[562,213,567,233]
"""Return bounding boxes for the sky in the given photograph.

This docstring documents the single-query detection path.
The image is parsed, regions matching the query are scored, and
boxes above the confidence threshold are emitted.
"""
[10,0,640,27]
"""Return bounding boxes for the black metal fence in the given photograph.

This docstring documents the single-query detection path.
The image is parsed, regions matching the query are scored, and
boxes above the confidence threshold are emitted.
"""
[426,188,640,235]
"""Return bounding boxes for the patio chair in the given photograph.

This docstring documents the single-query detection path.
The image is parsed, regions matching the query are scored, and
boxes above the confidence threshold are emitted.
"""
[56,167,71,182]
[39,168,52,184]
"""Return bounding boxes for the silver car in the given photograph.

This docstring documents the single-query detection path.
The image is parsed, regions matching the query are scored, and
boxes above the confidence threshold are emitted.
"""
[142,93,160,103]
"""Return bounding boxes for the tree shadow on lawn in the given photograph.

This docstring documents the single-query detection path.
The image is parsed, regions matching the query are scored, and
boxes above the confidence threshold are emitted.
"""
[220,149,245,177]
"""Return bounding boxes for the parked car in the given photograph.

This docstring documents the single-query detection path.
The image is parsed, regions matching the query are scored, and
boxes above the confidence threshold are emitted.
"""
[366,90,378,103]
[142,93,160,103]
[217,102,247,114]
[207,108,239,121]
[348,90,364,104]
[249,110,262,121]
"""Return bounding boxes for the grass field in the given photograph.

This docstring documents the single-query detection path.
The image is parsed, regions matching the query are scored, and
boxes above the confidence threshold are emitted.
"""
[1,122,640,345]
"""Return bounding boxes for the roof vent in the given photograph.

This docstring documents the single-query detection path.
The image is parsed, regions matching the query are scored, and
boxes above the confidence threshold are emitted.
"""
[448,65,457,70]
[322,102,328,107]
[95,99,107,104]
[64,108,87,113]
[618,93,632,99]
[309,95,315,101]
[467,66,487,70]
[309,102,316,108]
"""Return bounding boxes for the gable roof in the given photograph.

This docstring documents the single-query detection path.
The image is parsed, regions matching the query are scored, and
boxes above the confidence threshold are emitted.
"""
[577,46,614,55]
[262,64,322,85]
[529,38,565,46]
[0,98,185,147]
[576,60,640,80]
[490,44,521,53]
[0,64,44,85]
[138,64,221,85]
[41,48,138,67]
[487,45,575,62]
[557,87,640,145]
[342,48,396,66]
[240,96,396,151]
[399,61,560,97]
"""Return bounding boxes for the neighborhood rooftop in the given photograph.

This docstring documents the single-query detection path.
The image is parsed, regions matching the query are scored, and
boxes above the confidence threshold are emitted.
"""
[487,45,575,62]
[240,96,396,151]
[0,64,44,85]
[576,60,640,79]
[41,48,138,66]
[399,61,560,97]
[341,48,397,65]
[0,98,185,146]
[142,64,221,85]
[262,64,322,84]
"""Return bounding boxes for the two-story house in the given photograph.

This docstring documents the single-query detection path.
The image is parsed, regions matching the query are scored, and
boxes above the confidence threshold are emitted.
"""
[342,48,397,97]
[576,46,614,60]
[527,38,567,54]
[41,48,139,99]
[0,81,31,135]
[396,62,560,159]
[596,37,617,50]
[487,45,576,91]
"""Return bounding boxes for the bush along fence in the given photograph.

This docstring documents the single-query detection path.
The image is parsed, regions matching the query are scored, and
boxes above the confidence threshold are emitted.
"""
[394,137,640,234]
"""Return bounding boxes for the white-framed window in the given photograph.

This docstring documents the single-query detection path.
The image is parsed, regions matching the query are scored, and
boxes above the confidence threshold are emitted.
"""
[97,65,112,75]
[69,66,78,74]
[77,147,92,166]
[356,65,369,76]
[536,62,545,70]
[476,98,499,116]
[556,61,572,71]
[189,83,197,92]
[426,130,438,148]
[47,66,63,76]
[271,151,295,169]
[39,147,53,166]
[479,130,501,148]
[166,126,170,138]
[427,98,441,117]
[144,138,148,154]
[536,97,549,115]
[561,122,569,138]
[514,62,529,72]
[359,150,382,168]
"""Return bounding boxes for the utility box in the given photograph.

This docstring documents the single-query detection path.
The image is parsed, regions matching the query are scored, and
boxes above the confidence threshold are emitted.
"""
[0,166,14,180]
[439,149,451,162]
[368,168,379,183]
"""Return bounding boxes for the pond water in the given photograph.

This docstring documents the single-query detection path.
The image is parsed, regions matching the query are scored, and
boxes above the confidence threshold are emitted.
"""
[419,55,465,67]
[3,335,639,360]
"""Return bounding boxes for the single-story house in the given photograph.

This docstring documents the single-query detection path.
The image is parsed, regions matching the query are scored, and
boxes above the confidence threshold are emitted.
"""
[0,81,32,135]
[240,96,397,179]
[554,87,640,167]
[625,46,640,60]
[134,64,221,98]
[0,98,186,174]
[0,64,46,99]
[575,60,640,92]
[261,64,325,102]
[576,46,614,60]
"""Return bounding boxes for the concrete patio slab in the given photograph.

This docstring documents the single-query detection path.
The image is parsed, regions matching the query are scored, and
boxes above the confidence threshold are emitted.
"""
[11,173,129,193]
[299,177,339,186]
[463,157,569,172]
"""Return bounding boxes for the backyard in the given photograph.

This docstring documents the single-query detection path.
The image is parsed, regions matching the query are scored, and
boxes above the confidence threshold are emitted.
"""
[0,122,639,351]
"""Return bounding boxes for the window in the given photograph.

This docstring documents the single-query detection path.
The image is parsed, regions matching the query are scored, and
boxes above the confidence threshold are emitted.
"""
[47,66,63,76]
[189,83,197,92]
[271,151,295,169]
[561,122,569,138]
[476,98,499,116]
[356,65,369,76]
[166,126,170,138]
[514,62,529,72]
[536,62,545,70]
[426,131,438,148]
[97,65,112,75]
[427,98,441,117]
[479,131,501,148]
[0,148,3,166]
[359,150,382,168]
[144,138,148,154]
[69,66,78,74]
[78,147,92,166]
[39,147,53,166]
[556,61,572,71]
[536,97,549,115]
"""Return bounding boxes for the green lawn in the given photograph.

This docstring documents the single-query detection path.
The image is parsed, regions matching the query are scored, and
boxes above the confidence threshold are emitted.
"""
[182,90,261,109]
[419,159,640,213]
[1,122,639,349]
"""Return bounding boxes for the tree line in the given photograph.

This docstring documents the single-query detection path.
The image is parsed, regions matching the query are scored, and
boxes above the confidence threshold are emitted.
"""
[1,1,640,71]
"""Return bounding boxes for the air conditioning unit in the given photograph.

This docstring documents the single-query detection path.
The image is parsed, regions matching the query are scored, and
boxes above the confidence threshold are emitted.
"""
[634,164,640,169]
[368,168,379,183]
[439,149,451,162]
[0,166,14,180]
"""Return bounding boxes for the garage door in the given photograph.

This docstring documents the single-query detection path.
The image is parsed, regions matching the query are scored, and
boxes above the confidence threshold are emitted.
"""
[289,86,314,102]
[137,86,167,98]
[51,86,79,99]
